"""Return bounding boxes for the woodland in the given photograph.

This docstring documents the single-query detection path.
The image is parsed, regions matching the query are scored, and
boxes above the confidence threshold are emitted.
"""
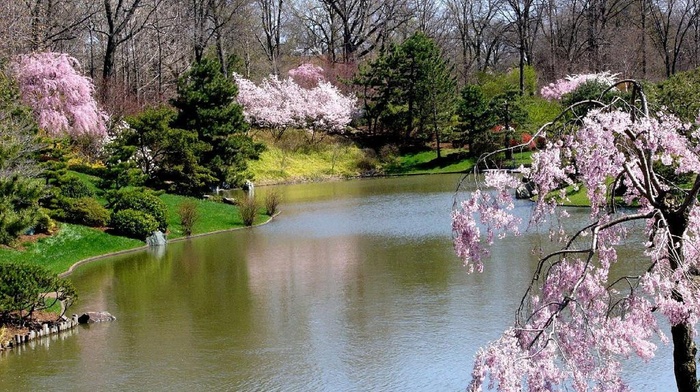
[3,1,700,391]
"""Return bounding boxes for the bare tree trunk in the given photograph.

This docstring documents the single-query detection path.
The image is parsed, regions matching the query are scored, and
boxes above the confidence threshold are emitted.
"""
[672,323,697,392]
[668,212,698,391]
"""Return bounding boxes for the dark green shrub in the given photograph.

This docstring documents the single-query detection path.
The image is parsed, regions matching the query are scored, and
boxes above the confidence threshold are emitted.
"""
[177,200,199,236]
[61,197,110,227]
[34,209,56,234]
[651,68,700,122]
[59,175,94,199]
[561,80,625,118]
[108,189,168,231]
[110,209,159,239]
[357,149,379,173]
[239,197,258,226]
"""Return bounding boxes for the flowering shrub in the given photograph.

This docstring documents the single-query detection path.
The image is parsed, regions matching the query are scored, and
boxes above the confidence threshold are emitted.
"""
[540,71,618,101]
[12,52,108,138]
[234,72,357,136]
[288,63,325,88]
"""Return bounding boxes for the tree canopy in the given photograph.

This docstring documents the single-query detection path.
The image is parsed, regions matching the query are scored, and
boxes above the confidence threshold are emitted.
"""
[355,32,456,147]
[171,57,262,189]
[453,82,700,391]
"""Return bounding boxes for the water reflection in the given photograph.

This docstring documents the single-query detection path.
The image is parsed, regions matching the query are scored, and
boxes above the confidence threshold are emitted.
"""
[0,174,678,390]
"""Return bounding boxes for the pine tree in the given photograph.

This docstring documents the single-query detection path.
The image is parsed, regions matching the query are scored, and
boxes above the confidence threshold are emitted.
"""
[171,57,261,188]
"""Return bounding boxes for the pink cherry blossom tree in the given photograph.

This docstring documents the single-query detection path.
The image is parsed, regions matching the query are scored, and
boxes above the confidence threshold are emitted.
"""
[540,71,618,100]
[288,63,325,89]
[11,52,108,139]
[234,70,356,141]
[453,81,700,391]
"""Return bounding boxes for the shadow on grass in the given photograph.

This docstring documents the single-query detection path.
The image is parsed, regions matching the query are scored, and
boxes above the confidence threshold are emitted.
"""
[390,151,471,173]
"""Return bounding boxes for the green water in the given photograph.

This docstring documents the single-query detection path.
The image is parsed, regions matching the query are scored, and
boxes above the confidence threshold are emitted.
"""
[0,175,675,391]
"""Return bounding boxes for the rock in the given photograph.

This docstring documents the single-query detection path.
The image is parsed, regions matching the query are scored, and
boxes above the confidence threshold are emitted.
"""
[78,311,116,324]
[146,231,167,246]
[222,197,237,205]
[515,181,535,199]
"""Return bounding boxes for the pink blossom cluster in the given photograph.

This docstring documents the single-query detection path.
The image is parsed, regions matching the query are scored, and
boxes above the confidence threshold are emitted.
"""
[234,73,357,133]
[455,106,700,391]
[287,63,325,89]
[540,72,618,100]
[12,52,108,138]
[452,171,521,273]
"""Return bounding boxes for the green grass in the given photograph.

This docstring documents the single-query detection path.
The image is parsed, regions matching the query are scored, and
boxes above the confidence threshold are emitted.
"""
[545,183,591,207]
[160,194,269,238]
[385,149,535,175]
[0,193,270,275]
[386,150,474,174]
[0,224,143,274]
[385,149,474,174]
[248,142,364,184]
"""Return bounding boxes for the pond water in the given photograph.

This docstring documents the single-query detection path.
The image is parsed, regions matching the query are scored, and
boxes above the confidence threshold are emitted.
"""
[0,174,677,391]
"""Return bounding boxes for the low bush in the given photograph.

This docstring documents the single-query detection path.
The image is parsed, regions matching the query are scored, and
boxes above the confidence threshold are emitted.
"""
[264,189,281,216]
[33,210,56,234]
[61,197,110,227]
[58,175,95,199]
[108,189,168,231]
[177,200,199,236]
[110,209,159,240]
[239,197,258,226]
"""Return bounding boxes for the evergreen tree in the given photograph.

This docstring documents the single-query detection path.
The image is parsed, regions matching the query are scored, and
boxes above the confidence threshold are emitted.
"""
[355,33,457,149]
[488,90,527,160]
[456,85,497,157]
[108,106,215,195]
[171,57,262,188]
[0,68,45,245]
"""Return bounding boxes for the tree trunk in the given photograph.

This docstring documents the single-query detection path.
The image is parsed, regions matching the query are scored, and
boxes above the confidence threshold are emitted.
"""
[103,36,116,80]
[672,322,697,392]
[667,211,698,391]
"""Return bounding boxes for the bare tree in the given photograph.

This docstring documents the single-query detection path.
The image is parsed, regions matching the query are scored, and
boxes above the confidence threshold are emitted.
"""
[648,0,699,76]
[445,0,507,82]
[23,0,97,52]
[97,0,161,80]
[289,0,337,60]
[502,0,543,93]
[320,0,413,63]
[540,0,588,76]
[584,0,634,71]
[256,0,284,74]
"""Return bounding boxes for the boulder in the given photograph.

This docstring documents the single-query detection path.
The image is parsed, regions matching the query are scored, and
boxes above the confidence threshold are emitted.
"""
[78,311,116,324]
[515,181,535,199]
[146,230,167,246]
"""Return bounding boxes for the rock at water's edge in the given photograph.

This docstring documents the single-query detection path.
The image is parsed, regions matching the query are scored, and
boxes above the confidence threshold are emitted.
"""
[78,311,116,324]
[515,181,535,199]
[146,231,167,246]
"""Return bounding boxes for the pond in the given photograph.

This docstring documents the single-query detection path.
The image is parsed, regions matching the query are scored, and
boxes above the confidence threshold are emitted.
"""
[0,174,676,390]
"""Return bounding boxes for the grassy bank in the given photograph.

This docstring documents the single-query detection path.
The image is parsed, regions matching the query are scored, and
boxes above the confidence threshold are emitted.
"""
[0,194,270,275]
[247,131,365,184]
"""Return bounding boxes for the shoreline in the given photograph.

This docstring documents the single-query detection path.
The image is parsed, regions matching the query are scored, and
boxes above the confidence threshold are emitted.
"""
[58,213,278,278]
[251,169,470,187]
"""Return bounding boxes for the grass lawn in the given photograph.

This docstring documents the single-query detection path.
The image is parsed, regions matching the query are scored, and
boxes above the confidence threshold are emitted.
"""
[160,194,270,239]
[247,131,364,184]
[0,224,143,274]
[386,149,534,175]
[0,193,270,275]
[385,149,474,174]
